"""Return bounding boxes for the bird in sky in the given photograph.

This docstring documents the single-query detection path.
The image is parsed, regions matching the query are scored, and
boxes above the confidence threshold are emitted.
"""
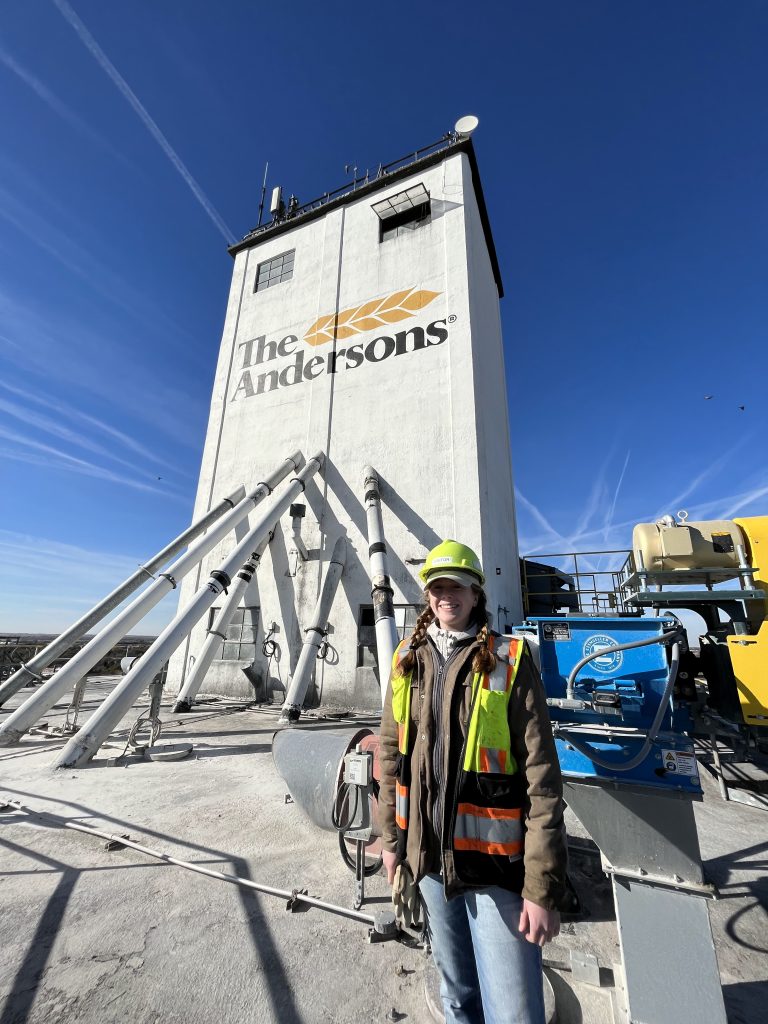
[704,395,714,400]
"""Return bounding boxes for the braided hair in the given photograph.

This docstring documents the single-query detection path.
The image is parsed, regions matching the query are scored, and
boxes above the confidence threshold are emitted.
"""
[395,587,496,677]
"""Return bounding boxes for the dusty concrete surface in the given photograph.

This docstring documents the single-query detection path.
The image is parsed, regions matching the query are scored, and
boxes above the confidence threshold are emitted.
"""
[1,679,766,1024]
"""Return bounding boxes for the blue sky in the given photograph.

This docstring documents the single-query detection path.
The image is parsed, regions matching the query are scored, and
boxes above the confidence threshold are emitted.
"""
[1,0,766,635]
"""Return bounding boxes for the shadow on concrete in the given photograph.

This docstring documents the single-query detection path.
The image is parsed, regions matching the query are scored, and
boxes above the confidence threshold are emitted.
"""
[723,980,768,1024]
[231,854,306,1023]
[0,796,309,1024]
[0,852,77,1024]
[704,838,768,957]
[544,969,583,1024]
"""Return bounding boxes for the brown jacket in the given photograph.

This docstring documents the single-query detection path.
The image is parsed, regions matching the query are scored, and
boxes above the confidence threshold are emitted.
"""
[379,635,567,909]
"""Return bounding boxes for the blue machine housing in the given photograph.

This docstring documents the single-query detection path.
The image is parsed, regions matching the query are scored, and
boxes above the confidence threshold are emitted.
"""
[523,617,701,794]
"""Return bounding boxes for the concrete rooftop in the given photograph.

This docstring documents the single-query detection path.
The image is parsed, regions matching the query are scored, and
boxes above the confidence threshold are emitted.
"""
[1,679,766,1024]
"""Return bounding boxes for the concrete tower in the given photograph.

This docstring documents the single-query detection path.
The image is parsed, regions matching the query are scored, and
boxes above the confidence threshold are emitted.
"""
[167,130,521,710]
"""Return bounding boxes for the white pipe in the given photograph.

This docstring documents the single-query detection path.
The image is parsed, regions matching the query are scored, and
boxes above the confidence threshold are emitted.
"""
[362,466,398,705]
[0,485,246,707]
[53,453,324,768]
[173,526,276,712]
[291,518,309,561]
[280,535,347,723]
[0,452,303,746]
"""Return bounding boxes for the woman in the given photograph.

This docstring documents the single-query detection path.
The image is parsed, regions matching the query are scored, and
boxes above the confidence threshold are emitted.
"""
[379,540,567,1024]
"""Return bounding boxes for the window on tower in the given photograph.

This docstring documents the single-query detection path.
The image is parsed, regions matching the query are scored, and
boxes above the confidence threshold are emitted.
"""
[356,603,421,667]
[372,183,431,242]
[254,249,295,292]
[208,605,260,661]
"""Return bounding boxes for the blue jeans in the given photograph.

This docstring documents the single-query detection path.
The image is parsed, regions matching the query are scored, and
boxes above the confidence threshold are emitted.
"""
[419,873,545,1024]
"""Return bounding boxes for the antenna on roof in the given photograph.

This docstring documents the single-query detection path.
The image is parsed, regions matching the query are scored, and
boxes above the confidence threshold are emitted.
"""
[257,162,269,227]
[454,114,480,138]
[270,186,284,220]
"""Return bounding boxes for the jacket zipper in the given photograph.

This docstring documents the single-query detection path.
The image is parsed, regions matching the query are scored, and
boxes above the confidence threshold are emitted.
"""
[443,672,482,873]
[428,639,479,876]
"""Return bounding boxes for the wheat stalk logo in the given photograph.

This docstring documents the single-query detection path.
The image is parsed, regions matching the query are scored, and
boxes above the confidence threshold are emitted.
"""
[303,287,441,347]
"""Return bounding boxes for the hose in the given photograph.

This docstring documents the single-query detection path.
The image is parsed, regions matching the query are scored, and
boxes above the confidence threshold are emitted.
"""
[261,627,278,659]
[566,628,682,699]
[331,779,384,878]
[556,630,683,772]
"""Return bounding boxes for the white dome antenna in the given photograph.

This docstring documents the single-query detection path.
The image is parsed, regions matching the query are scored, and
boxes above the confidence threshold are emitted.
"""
[454,114,479,138]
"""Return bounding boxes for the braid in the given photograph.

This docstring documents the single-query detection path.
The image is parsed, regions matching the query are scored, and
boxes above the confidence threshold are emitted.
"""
[394,588,496,677]
[395,602,434,676]
[471,592,497,675]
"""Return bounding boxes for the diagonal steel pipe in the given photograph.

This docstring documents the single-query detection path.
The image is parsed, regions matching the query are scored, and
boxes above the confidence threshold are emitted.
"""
[0,485,246,707]
[279,534,347,723]
[0,452,303,746]
[172,525,277,713]
[54,452,325,768]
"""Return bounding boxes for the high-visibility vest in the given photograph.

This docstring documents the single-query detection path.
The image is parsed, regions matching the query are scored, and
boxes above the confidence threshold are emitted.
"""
[390,641,413,831]
[389,634,525,859]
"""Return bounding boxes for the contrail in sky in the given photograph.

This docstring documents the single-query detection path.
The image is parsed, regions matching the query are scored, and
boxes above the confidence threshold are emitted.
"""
[723,484,768,518]
[0,42,126,163]
[51,0,235,243]
[603,450,631,544]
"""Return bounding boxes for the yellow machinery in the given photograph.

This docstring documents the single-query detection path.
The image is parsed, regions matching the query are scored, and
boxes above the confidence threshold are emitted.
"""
[627,513,768,728]
[728,517,768,726]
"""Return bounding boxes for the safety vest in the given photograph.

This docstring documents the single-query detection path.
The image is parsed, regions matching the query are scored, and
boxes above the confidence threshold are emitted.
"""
[390,634,525,860]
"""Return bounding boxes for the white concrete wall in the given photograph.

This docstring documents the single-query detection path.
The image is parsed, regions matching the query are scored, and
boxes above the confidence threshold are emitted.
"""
[166,151,521,709]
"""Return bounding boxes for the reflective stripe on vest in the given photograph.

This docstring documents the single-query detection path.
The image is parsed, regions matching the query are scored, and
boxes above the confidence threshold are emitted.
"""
[454,802,523,858]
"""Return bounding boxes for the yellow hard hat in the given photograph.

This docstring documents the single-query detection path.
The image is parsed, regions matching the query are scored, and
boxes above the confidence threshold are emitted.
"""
[419,539,485,587]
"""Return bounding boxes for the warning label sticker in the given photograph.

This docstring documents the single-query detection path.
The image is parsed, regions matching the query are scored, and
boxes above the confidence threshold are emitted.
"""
[661,749,699,777]
[542,622,571,642]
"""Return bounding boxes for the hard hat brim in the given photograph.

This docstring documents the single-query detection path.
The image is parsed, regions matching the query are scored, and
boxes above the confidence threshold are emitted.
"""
[424,569,482,589]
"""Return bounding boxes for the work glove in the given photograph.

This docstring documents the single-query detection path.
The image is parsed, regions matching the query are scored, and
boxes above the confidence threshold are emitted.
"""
[392,862,422,930]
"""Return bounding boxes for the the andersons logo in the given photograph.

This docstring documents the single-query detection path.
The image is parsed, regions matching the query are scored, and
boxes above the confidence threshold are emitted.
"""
[231,287,450,401]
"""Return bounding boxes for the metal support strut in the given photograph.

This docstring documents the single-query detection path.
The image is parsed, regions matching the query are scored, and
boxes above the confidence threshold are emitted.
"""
[280,535,347,723]
[1,799,399,940]
[0,453,303,747]
[173,527,276,713]
[0,485,245,706]
[51,452,324,769]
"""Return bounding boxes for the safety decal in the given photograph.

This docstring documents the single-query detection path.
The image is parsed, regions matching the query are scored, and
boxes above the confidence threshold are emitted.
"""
[661,749,698,777]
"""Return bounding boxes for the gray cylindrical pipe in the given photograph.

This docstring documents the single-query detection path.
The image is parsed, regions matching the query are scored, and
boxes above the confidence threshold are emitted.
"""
[362,466,398,705]
[0,485,246,707]
[53,453,324,768]
[173,527,275,712]
[272,727,372,830]
[280,535,347,723]
[0,452,303,747]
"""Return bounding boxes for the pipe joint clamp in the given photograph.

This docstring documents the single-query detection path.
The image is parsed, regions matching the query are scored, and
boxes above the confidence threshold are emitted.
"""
[19,662,44,683]
[209,570,232,594]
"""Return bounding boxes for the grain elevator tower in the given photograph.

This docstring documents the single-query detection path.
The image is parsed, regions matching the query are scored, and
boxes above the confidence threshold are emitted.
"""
[167,124,521,711]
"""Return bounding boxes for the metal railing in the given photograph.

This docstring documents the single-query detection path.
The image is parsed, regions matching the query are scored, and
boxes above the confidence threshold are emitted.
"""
[521,550,636,617]
[237,134,460,245]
